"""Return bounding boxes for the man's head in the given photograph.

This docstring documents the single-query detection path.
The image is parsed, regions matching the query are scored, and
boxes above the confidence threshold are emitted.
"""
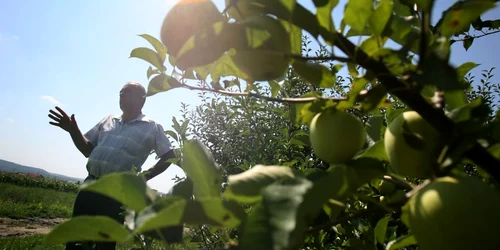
[119,82,147,113]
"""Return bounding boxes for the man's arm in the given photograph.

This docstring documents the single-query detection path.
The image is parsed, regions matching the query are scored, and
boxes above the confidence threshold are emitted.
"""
[143,149,176,181]
[48,106,94,158]
[68,127,95,158]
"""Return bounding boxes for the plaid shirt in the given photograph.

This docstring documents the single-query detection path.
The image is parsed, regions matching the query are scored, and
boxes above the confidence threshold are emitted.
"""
[83,114,172,178]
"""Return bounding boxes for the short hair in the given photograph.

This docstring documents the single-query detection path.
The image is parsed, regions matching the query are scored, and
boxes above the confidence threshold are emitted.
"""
[124,81,147,98]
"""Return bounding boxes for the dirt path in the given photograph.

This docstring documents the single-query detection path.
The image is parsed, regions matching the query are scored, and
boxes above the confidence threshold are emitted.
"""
[0,217,67,238]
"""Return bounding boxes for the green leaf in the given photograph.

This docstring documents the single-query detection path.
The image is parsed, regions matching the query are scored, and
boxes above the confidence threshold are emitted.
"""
[344,0,374,32]
[386,234,417,250]
[323,198,346,220]
[264,177,313,249]
[147,66,160,79]
[366,115,385,141]
[223,165,298,203]
[388,14,420,54]
[447,97,489,124]
[407,0,433,12]
[239,177,313,250]
[345,26,371,37]
[492,110,500,141]
[436,0,496,38]
[136,196,241,236]
[130,47,165,71]
[193,64,212,81]
[253,1,323,42]
[360,84,388,112]
[374,215,390,245]
[315,0,339,33]
[246,0,296,20]
[223,199,247,222]
[369,0,393,35]
[172,116,181,134]
[350,157,386,185]
[269,80,281,98]
[211,53,249,82]
[456,62,480,79]
[81,172,154,212]
[289,130,311,148]
[302,165,359,220]
[337,77,369,110]
[279,20,302,55]
[385,106,410,126]
[416,53,462,91]
[237,202,272,250]
[290,92,336,126]
[168,55,177,67]
[463,37,474,51]
[223,78,242,90]
[182,69,197,80]
[488,143,500,160]
[138,34,167,63]
[355,140,388,162]
[168,177,193,198]
[194,197,241,227]
[347,63,359,77]
[180,119,189,135]
[393,0,415,16]
[164,130,179,142]
[355,13,419,54]
[444,91,468,110]
[292,61,335,88]
[182,139,223,199]
[44,216,129,244]
[176,21,231,70]
[360,35,387,56]
[135,197,186,233]
[146,73,183,97]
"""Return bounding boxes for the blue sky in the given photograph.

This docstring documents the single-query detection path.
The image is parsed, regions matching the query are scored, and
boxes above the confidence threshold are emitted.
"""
[0,0,499,193]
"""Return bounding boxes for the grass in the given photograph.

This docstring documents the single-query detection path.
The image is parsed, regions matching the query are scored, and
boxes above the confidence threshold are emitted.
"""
[0,182,75,218]
[0,173,79,193]
[0,174,203,249]
[0,235,200,250]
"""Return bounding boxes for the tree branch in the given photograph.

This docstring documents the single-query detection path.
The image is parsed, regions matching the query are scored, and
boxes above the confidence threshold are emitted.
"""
[290,54,353,63]
[451,30,500,42]
[307,209,372,234]
[181,82,347,103]
[381,175,415,190]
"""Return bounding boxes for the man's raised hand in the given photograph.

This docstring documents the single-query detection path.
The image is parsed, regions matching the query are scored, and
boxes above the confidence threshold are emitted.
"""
[48,106,78,133]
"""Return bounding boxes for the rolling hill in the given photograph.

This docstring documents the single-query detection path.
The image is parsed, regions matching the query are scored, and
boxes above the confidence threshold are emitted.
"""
[0,159,83,183]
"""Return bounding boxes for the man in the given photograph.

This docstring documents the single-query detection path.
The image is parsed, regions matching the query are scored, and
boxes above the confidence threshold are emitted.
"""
[48,82,175,250]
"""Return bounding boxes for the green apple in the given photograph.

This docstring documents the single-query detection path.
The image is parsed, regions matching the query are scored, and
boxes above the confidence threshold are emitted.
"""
[230,15,291,81]
[309,109,366,164]
[160,0,224,57]
[231,50,289,81]
[384,111,443,178]
[402,175,500,250]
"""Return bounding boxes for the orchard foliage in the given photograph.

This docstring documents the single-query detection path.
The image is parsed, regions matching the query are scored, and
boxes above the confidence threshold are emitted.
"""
[45,0,500,249]
[0,172,80,193]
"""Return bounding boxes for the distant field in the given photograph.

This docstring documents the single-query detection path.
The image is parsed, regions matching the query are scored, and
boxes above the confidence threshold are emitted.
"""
[0,159,84,183]
[0,235,197,250]
[0,172,80,193]
[0,173,201,250]
[0,182,75,219]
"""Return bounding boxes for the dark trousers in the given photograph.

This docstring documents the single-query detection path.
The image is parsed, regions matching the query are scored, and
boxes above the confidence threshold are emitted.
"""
[65,189,125,250]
